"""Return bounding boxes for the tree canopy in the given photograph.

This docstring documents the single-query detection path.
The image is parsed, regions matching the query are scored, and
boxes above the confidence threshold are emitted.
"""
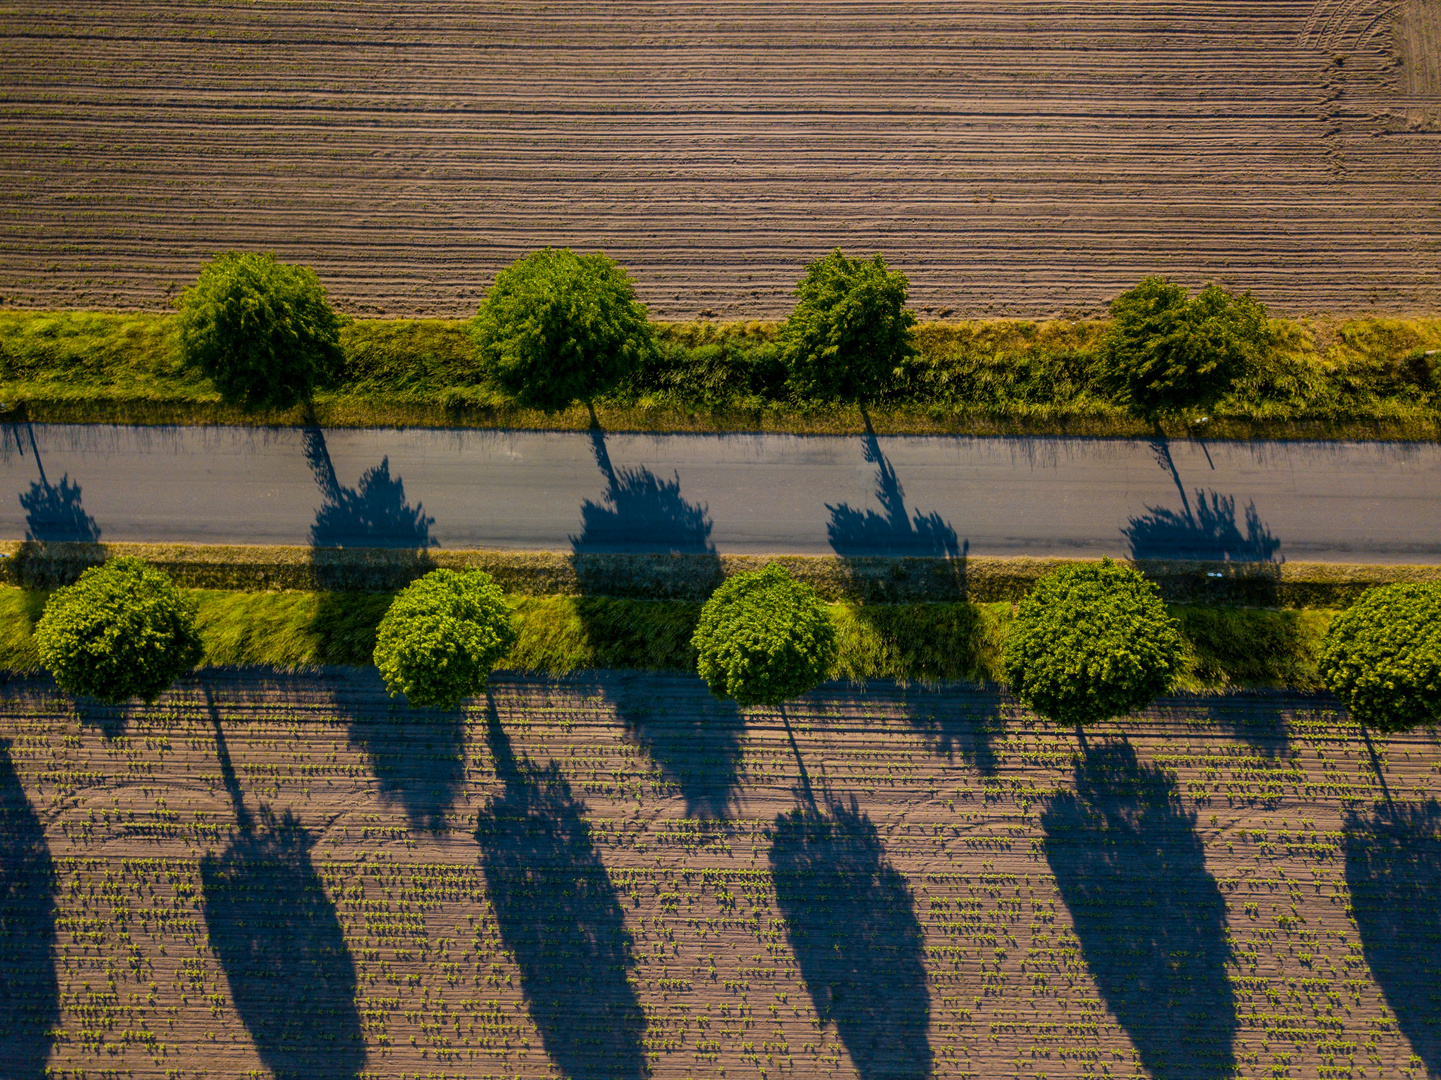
[176,251,344,408]
[373,569,517,709]
[1319,583,1441,733]
[692,564,837,708]
[1002,559,1185,727]
[1096,277,1272,418]
[35,557,203,704]
[779,250,916,402]
[473,248,658,414]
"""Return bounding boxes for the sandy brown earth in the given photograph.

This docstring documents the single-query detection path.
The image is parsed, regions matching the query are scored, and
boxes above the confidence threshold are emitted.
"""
[1,667,1439,1080]
[2,1,1440,320]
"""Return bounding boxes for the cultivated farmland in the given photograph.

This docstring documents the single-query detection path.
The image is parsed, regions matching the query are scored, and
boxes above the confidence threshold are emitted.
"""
[2,1,1440,319]
[1,667,1438,1079]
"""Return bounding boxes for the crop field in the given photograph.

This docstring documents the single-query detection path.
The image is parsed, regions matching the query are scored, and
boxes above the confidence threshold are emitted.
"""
[2,1,1441,320]
[1,667,1438,1079]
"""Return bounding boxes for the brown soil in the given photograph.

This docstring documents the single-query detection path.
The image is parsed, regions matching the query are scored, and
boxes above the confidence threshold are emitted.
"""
[1,667,1438,1079]
[2,2,1439,320]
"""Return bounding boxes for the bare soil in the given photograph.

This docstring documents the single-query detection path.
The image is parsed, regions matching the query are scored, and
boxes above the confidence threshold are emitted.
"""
[1,667,1438,1079]
[2,2,1440,319]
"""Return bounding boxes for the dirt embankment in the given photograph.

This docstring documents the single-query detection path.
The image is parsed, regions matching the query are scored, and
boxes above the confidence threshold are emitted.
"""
[1,667,1438,1079]
[1,1,1439,319]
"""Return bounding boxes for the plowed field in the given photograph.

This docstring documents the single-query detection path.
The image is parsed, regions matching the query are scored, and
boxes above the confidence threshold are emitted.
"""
[2,1,1440,319]
[2,668,1439,1079]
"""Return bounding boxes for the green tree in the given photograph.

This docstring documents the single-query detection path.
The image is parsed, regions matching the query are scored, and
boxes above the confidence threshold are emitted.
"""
[692,564,837,708]
[1003,559,1185,728]
[176,251,344,408]
[1319,583,1441,733]
[779,250,917,402]
[1096,277,1272,418]
[35,557,202,704]
[373,569,517,709]
[473,248,658,416]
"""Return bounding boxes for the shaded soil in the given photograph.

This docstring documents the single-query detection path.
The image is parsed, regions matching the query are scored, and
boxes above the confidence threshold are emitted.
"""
[0,668,1437,1078]
[1,2,1439,319]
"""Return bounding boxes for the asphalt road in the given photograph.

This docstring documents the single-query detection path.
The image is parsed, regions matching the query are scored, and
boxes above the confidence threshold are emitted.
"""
[2,422,1439,562]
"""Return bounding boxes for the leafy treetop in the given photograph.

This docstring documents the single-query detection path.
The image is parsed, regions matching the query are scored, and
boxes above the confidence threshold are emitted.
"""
[176,251,344,409]
[692,563,837,708]
[1002,559,1185,727]
[779,250,917,402]
[373,568,517,709]
[473,248,659,413]
[1319,582,1441,733]
[35,556,203,704]
[1096,277,1272,418]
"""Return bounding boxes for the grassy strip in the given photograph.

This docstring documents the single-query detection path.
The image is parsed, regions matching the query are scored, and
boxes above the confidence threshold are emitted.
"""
[1,310,1437,438]
[0,587,1334,692]
[4,540,1436,607]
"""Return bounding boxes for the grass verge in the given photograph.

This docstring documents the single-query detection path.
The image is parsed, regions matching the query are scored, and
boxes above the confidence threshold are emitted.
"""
[0,587,1334,692]
[1,310,1437,439]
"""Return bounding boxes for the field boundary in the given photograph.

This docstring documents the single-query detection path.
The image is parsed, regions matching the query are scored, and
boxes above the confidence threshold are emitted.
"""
[3,540,1435,606]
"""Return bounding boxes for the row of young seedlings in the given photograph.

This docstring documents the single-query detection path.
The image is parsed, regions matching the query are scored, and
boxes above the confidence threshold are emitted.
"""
[28,555,1441,743]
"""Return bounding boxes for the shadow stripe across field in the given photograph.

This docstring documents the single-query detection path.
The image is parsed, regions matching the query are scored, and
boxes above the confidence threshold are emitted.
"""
[1,423,1438,563]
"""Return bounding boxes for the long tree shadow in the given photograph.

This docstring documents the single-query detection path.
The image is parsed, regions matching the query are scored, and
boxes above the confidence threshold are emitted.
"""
[11,415,101,544]
[342,672,465,833]
[200,808,364,1080]
[770,798,931,1080]
[475,704,647,1080]
[1042,740,1236,1080]
[609,672,745,819]
[570,428,723,598]
[892,683,1007,777]
[1127,438,1282,564]
[0,737,58,1080]
[1344,800,1441,1075]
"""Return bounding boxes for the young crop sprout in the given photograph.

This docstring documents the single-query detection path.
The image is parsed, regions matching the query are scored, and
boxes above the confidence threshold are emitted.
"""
[373,568,517,709]
[692,564,836,805]
[1002,559,1185,741]
[35,556,203,704]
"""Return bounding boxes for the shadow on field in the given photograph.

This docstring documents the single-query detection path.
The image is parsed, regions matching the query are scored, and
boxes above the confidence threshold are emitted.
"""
[1042,739,1236,1080]
[0,738,58,1080]
[345,683,466,834]
[1344,800,1441,1075]
[476,703,647,1080]
[610,671,745,819]
[201,808,364,1080]
[770,798,931,1080]
[893,684,1007,777]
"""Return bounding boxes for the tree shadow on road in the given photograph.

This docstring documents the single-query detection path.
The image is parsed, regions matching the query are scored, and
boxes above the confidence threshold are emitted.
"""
[201,807,364,1080]
[0,737,58,1080]
[1344,799,1441,1076]
[1042,739,1236,1080]
[827,422,962,560]
[475,703,647,1080]
[770,797,931,1080]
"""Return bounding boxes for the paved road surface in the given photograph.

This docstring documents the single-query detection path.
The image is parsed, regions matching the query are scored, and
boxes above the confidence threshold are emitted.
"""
[1,422,1438,562]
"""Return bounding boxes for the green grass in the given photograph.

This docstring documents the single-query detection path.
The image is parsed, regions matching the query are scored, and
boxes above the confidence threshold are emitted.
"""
[0,587,1338,692]
[1,309,1437,438]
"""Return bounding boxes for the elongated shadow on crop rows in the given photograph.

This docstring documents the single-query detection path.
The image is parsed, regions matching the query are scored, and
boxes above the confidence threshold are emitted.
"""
[1042,739,1235,1080]
[201,807,364,1080]
[608,671,745,819]
[770,798,931,1080]
[476,702,646,1080]
[1344,800,1441,1075]
[893,683,1007,777]
[0,737,58,1080]
[343,671,466,834]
